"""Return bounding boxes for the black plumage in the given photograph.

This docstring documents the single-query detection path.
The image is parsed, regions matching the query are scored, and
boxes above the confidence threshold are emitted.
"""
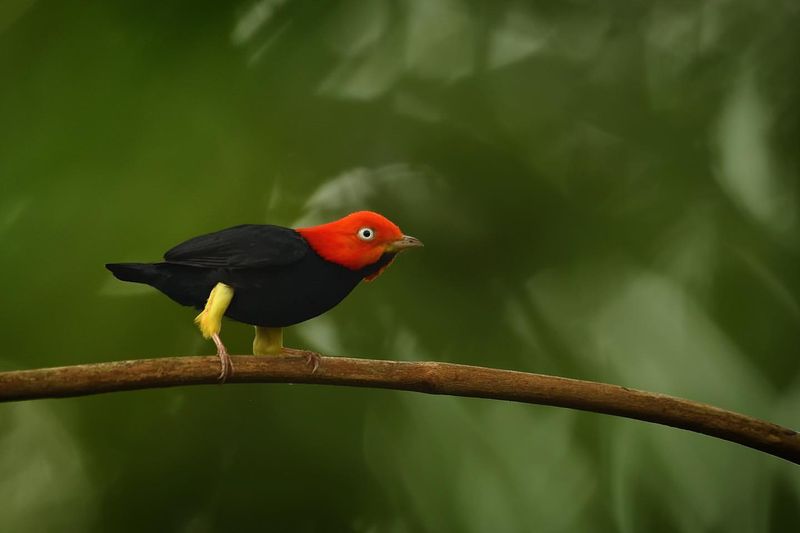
[106,224,394,327]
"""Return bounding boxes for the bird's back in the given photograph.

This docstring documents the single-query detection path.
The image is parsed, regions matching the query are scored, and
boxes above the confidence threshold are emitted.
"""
[106,223,396,327]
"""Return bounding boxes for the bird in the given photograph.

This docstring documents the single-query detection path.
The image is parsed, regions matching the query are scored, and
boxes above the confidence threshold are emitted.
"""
[106,211,423,382]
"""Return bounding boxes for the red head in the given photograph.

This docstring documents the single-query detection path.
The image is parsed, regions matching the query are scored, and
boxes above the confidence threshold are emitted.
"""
[296,211,422,278]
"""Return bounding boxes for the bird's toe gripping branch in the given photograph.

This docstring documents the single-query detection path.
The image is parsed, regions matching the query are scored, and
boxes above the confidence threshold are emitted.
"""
[195,282,234,382]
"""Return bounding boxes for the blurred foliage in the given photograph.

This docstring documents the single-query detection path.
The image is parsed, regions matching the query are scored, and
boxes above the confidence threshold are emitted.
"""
[1,0,800,531]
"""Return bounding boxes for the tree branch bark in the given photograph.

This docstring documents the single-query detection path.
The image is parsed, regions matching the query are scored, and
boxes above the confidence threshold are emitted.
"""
[1,349,797,465]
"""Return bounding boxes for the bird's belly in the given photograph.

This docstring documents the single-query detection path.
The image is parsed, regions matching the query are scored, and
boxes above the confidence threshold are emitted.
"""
[220,263,362,327]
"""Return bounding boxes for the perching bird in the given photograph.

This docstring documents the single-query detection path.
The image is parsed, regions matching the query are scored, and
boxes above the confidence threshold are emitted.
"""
[106,211,422,381]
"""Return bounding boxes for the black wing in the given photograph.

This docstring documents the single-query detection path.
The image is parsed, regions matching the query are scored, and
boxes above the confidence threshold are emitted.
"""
[164,224,308,268]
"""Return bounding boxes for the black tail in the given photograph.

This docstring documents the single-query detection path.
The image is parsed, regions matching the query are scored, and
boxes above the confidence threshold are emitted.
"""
[106,262,208,308]
[105,262,161,284]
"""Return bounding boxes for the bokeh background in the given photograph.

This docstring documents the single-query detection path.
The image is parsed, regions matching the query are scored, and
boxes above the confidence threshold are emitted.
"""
[2,0,800,531]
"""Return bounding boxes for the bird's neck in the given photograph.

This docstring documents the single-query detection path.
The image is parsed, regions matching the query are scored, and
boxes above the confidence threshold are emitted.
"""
[359,253,397,281]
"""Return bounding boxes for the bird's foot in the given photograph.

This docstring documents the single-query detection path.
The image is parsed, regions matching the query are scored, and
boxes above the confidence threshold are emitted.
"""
[283,348,321,373]
[304,351,321,374]
[217,350,232,383]
[212,333,233,383]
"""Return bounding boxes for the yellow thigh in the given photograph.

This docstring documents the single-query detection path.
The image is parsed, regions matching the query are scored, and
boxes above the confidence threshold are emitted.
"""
[194,283,234,339]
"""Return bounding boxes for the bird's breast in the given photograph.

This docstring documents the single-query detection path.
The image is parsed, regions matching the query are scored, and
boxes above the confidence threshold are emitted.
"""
[220,251,371,327]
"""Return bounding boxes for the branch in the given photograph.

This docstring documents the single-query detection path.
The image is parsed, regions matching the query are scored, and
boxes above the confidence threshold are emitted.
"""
[1,349,798,465]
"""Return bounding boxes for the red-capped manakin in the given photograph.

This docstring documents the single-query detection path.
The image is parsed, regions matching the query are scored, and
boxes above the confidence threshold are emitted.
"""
[106,211,423,381]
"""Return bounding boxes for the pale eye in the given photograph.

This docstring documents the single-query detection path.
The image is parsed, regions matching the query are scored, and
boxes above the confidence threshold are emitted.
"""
[357,227,375,241]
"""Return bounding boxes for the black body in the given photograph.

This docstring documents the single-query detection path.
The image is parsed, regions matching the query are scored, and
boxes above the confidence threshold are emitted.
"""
[106,224,394,327]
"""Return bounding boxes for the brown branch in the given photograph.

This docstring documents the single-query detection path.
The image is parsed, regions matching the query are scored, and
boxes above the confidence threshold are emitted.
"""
[1,349,798,465]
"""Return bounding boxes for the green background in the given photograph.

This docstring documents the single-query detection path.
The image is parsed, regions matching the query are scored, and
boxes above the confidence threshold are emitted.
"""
[2,0,799,531]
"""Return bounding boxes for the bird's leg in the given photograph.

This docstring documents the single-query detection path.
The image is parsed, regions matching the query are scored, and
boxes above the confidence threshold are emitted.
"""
[253,326,283,355]
[195,282,235,383]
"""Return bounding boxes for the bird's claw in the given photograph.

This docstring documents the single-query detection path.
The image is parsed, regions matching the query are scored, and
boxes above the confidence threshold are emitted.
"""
[283,347,321,373]
[216,349,232,383]
[212,333,233,383]
[283,348,322,374]
[305,351,321,374]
